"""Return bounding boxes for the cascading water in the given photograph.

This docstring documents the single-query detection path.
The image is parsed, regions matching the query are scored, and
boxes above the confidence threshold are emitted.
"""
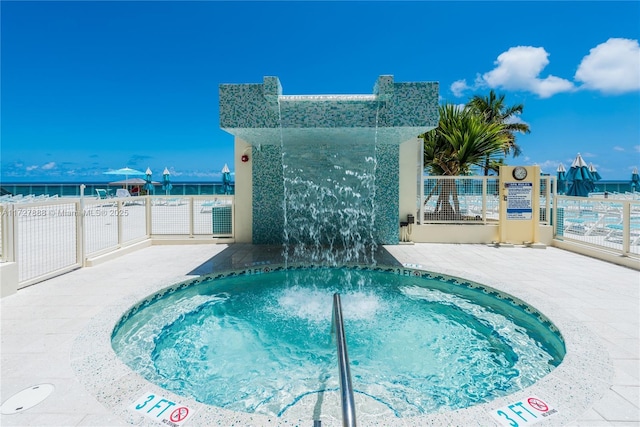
[279,98,380,266]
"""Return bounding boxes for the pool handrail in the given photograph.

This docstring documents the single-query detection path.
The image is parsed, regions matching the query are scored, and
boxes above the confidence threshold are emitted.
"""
[331,293,357,427]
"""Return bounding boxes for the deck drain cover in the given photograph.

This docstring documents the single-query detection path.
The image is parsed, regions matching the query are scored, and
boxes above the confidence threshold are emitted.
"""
[1,384,55,414]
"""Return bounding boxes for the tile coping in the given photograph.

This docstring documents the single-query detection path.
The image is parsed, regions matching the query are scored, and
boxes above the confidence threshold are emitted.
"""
[70,263,613,427]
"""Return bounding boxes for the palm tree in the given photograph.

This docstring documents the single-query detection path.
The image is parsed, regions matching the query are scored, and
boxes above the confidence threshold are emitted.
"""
[467,90,530,175]
[422,104,509,218]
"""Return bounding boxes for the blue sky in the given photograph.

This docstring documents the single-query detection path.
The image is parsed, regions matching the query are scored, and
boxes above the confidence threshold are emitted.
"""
[2,1,639,182]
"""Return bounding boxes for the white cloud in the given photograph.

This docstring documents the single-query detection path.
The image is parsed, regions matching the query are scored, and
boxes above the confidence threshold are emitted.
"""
[634,145,640,152]
[450,79,470,98]
[41,162,56,170]
[613,146,625,151]
[26,165,39,172]
[481,46,575,98]
[575,38,640,94]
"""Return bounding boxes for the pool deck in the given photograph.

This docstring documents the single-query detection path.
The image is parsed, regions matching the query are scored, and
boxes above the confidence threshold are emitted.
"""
[1,243,638,426]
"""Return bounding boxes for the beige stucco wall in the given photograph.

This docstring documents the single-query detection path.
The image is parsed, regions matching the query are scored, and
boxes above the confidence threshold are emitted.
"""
[399,138,420,226]
[234,138,253,243]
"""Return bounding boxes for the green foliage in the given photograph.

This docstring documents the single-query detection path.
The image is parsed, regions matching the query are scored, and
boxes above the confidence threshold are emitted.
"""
[423,104,509,176]
[467,90,531,174]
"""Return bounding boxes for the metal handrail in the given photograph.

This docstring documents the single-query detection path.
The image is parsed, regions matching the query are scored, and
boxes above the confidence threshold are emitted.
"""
[331,293,357,427]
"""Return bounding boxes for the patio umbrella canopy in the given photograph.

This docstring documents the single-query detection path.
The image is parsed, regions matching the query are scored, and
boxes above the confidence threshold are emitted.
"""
[222,163,232,195]
[588,163,602,181]
[556,163,566,194]
[143,168,155,194]
[162,167,173,195]
[566,153,595,197]
[631,167,640,192]
[103,167,145,182]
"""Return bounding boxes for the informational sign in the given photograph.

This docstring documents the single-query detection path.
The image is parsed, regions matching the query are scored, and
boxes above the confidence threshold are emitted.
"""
[130,392,195,427]
[491,395,558,426]
[506,182,533,220]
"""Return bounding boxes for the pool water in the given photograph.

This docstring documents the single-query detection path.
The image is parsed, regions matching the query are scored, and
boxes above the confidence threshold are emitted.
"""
[111,267,565,417]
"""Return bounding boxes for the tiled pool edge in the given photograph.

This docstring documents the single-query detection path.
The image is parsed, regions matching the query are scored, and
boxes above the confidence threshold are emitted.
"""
[70,266,613,426]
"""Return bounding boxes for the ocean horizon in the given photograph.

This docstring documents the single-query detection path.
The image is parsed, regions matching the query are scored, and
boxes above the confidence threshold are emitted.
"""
[1,180,234,197]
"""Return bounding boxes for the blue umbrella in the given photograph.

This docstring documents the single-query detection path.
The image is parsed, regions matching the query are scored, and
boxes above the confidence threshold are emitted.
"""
[104,167,145,182]
[162,167,173,195]
[222,163,232,195]
[588,163,602,181]
[143,167,155,194]
[566,153,595,197]
[556,163,566,194]
[587,163,602,193]
[631,167,640,192]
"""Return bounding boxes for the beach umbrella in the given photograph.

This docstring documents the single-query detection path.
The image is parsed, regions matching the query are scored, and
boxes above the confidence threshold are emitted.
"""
[565,153,595,197]
[222,163,232,195]
[162,167,173,195]
[588,163,602,181]
[104,167,145,183]
[143,167,155,194]
[631,167,640,192]
[556,163,566,194]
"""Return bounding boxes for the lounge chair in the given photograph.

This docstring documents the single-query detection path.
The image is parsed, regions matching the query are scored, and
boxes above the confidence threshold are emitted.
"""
[115,189,131,198]
[200,199,220,213]
[563,211,617,236]
[604,217,640,245]
[166,198,185,206]
[96,189,109,199]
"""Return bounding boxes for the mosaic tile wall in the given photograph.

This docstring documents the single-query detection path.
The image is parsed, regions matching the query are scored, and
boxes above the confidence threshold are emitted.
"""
[220,75,439,145]
[375,144,400,244]
[220,75,438,245]
[252,144,284,244]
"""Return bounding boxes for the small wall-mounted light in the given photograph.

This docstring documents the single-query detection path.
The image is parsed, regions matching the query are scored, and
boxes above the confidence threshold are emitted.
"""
[241,147,251,163]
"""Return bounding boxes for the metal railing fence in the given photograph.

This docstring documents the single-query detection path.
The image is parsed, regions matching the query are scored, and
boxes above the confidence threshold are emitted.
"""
[1,195,235,287]
[554,196,640,257]
[2,181,638,289]
[421,176,554,225]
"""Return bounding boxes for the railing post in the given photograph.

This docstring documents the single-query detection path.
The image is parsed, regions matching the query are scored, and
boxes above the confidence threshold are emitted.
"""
[78,184,86,267]
[146,196,152,237]
[622,202,631,255]
[2,204,16,262]
[482,177,488,223]
[189,197,194,238]
[331,293,356,427]
[117,200,123,246]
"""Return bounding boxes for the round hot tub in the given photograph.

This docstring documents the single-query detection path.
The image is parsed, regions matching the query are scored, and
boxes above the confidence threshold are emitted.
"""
[111,265,565,418]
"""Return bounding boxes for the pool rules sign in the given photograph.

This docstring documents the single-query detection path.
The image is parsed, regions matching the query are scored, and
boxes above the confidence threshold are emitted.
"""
[492,395,558,426]
[130,392,195,426]
[499,165,542,245]
[506,182,533,220]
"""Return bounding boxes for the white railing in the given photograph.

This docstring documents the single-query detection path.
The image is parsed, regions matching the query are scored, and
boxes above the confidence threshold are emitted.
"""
[1,195,235,287]
[420,175,554,225]
[2,180,637,289]
[554,196,640,257]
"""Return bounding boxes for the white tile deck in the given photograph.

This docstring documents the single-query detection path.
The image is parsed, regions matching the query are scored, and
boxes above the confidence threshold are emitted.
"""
[1,243,638,426]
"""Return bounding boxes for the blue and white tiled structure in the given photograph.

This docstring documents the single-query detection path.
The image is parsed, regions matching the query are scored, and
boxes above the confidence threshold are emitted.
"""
[220,76,439,244]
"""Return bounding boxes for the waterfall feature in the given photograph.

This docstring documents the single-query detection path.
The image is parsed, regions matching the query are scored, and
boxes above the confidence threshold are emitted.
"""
[279,99,379,266]
[219,75,440,249]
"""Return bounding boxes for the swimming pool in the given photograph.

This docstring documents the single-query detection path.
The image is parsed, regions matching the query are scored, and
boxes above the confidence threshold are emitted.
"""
[111,265,565,419]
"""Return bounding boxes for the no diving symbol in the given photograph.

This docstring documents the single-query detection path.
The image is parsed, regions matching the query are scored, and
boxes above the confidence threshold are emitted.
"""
[528,397,549,412]
[170,406,189,423]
